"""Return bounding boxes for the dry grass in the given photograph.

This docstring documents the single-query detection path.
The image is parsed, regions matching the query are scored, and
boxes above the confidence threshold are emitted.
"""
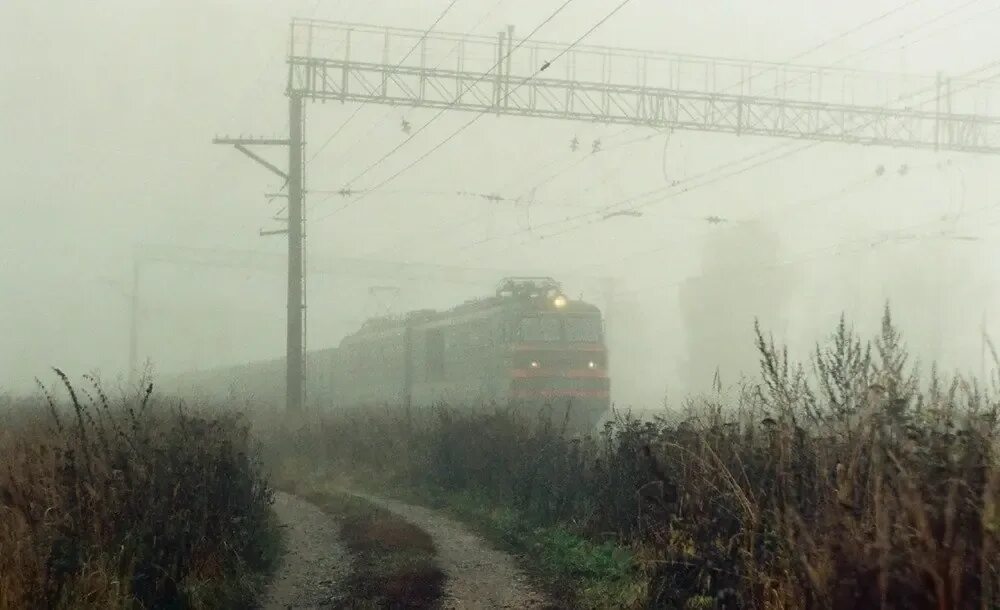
[261,308,1000,609]
[0,371,278,609]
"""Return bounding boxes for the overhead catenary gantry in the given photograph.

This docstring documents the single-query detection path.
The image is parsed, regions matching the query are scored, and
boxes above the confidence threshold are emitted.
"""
[218,16,1000,412]
[287,19,1000,154]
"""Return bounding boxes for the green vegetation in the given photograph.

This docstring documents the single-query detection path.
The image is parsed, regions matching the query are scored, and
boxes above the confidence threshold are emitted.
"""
[262,308,1000,609]
[437,489,645,608]
[0,372,279,610]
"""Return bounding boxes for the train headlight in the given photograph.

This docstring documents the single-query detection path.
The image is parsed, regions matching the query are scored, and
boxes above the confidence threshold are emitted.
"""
[552,295,568,309]
[587,361,597,369]
[530,360,540,369]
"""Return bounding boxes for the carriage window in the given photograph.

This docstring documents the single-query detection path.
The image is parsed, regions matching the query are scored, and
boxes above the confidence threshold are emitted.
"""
[519,317,561,341]
[564,317,602,343]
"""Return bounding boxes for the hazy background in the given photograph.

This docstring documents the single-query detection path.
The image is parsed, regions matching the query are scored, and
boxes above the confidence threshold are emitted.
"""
[2,0,998,407]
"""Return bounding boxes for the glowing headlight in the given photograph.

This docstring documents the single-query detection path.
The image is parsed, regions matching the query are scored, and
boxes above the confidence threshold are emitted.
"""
[530,360,541,368]
[552,295,568,308]
[587,361,597,369]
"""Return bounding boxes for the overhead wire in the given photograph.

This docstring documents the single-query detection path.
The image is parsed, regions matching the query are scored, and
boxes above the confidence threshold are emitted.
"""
[893,3,1000,54]
[349,136,650,261]
[316,0,510,172]
[514,130,664,202]
[314,0,636,222]
[740,0,989,100]
[318,0,583,206]
[308,0,996,268]
[314,0,930,238]
[457,58,1000,255]
[605,195,1000,302]
[766,0,926,64]
[573,161,943,273]
[562,161,993,292]
[483,0,938,230]
[833,0,990,67]
[350,4,645,260]
[305,0,463,165]
[307,186,592,207]
[708,0,930,100]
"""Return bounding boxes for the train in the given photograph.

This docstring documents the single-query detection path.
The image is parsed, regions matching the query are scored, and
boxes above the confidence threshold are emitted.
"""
[169,277,610,432]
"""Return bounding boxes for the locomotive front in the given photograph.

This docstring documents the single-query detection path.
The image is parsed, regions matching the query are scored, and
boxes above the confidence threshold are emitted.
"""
[498,278,610,432]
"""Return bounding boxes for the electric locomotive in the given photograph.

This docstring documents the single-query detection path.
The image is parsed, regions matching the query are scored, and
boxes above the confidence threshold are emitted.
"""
[169,277,610,432]
[322,277,610,431]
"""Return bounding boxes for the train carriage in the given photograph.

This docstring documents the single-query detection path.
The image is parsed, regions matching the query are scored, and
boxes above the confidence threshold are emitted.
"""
[169,277,610,433]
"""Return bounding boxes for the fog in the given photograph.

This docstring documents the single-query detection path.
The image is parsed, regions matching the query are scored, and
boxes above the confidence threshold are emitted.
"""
[2,0,998,408]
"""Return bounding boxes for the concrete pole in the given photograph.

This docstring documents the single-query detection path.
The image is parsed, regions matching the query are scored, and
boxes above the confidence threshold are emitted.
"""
[286,94,305,412]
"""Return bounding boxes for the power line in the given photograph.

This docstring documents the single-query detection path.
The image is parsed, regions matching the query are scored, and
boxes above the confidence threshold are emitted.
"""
[315,0,509,172]
[892,2,1000,54]
[352,114,663,261]
[487,0,936,225]
[614,64,999,212]
[606,197,1000,302]
[463,59,1000,253]
[320,0,582,204]
[305,0,463,165]
[316,0,635,222]
[719,0,929,98]
[307,185,590,207]
[778,0,927,63]
[815,0,989,72]
[514,130,664,204]
[573,169,894,272]
[500,126,651,192]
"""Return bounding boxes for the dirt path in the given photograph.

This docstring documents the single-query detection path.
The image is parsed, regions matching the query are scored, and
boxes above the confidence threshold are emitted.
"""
[261,492,351,609]
[351,492,551,609]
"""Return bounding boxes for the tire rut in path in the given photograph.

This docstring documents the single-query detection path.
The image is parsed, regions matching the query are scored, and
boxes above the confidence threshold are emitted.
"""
[261,492,350,609]
[350,492,551,609]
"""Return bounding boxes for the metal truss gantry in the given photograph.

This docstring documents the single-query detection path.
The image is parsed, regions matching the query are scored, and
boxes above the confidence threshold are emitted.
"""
[287,19,1000,154]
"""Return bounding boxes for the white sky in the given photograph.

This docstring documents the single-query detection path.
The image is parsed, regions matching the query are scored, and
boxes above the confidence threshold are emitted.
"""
[2,0,999,401]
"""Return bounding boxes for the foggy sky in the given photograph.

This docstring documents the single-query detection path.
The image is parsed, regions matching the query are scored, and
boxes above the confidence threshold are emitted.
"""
[3,0,999,404]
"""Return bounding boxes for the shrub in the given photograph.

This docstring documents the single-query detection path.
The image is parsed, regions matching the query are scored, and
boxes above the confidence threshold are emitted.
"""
[262,309,999,609]
[0,371,278,609]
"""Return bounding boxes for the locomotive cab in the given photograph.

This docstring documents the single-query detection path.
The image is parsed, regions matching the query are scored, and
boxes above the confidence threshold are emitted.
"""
[499,278,610,432]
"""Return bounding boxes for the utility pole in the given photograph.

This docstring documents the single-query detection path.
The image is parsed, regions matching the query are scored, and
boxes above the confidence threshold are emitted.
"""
[212,128,303,412]
[286,93,305,413]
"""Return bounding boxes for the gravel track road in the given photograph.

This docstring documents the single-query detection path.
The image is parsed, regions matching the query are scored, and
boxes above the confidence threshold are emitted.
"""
[351,492,552,609]
[260,492,351,609]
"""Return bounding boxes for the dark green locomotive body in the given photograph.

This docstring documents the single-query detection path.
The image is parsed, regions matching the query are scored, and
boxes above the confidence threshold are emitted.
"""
[170,278,610,433]
[323,277,610,431]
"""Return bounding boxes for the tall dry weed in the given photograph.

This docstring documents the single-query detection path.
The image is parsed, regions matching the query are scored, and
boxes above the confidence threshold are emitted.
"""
[0,371,277,609]
[262,308,999,609]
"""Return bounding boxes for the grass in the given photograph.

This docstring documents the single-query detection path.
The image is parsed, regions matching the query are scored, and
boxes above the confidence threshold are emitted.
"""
[0,371,279,609]
[437,489,646,608]
[259,307,1000,609]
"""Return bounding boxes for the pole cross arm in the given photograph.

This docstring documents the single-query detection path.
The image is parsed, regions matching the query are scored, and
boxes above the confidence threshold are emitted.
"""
[212,137,291,146]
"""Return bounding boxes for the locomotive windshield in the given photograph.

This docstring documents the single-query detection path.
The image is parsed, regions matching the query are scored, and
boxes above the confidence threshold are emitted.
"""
[564,317,602,342]
[517,315,603,342]
[518,316,562,341]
